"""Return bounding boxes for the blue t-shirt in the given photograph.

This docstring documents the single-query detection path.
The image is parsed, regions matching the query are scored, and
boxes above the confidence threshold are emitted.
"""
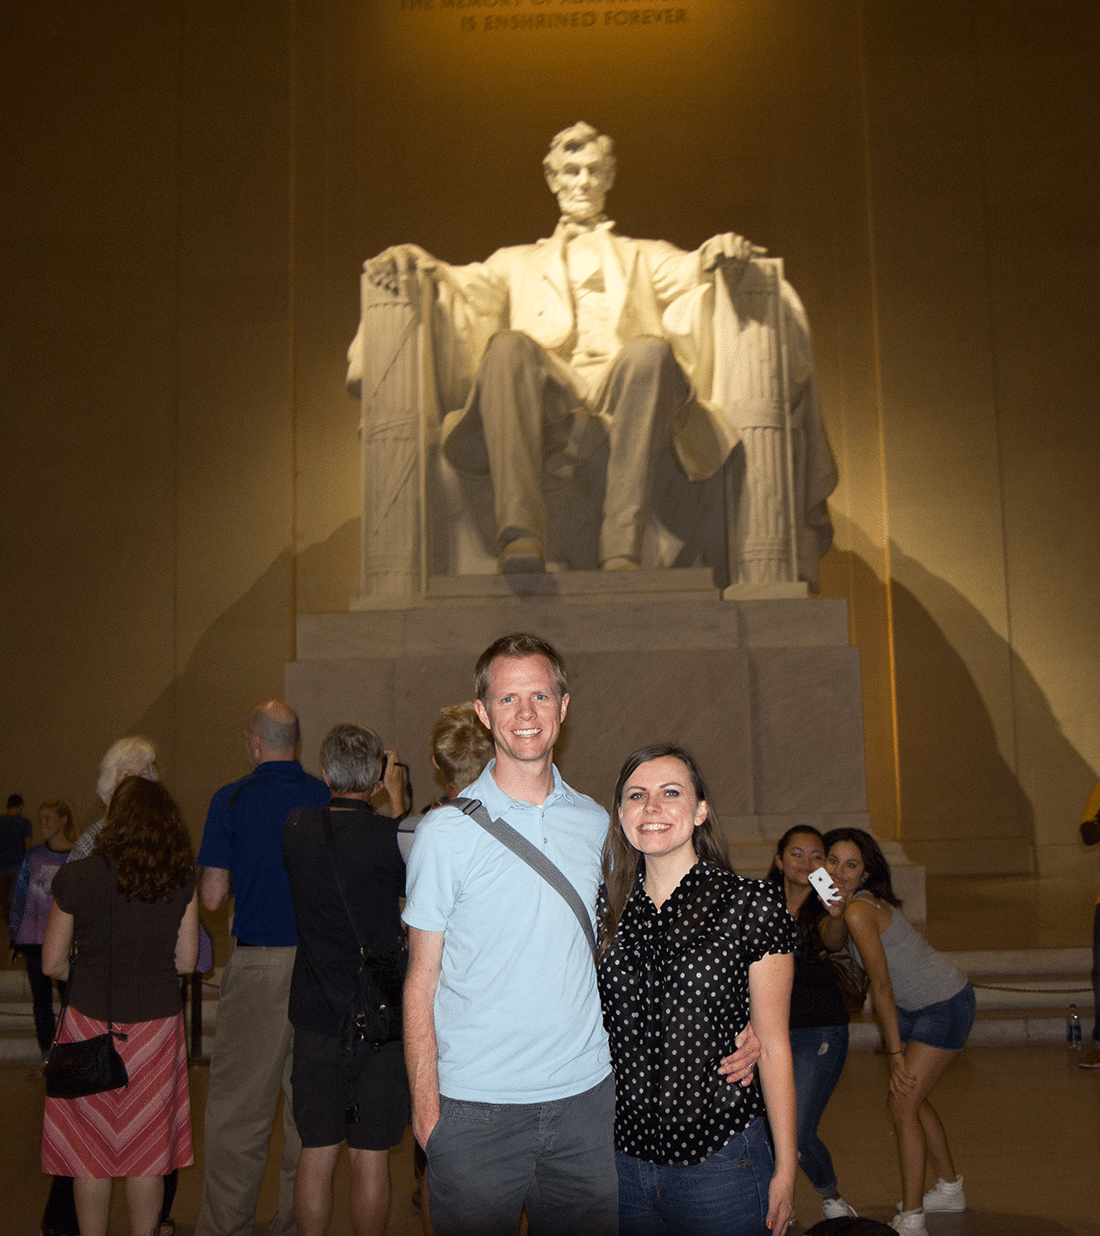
[198,760,328,946]
[403,761,611,1104]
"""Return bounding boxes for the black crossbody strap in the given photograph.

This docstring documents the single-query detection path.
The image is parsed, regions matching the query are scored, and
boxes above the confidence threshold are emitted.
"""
[454,798,596,960]
[320,809,365,955]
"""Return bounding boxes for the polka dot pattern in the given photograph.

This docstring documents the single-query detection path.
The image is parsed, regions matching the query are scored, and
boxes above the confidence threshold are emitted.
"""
[597,861,796,1166]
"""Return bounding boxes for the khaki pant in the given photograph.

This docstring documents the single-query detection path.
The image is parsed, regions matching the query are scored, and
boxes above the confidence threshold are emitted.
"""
[195,945,299,1236]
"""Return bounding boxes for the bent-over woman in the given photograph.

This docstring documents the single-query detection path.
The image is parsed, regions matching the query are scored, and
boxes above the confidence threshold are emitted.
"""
[822,829,974,1236]
[767,826,857,1223]
[597,743,797,1236]
[41,776,199,1236]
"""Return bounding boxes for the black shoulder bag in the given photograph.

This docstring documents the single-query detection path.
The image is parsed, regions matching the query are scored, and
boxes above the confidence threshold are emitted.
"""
[44,856,129,1099]
[320,808,407,1053]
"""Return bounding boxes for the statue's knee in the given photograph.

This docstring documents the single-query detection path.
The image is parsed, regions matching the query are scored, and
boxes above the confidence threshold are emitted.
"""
[482,330,537,367]
[619,335,676,373]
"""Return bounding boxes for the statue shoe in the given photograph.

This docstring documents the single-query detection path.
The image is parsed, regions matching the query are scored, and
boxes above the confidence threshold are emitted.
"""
[498,537,545,574]
[601,555,640,571]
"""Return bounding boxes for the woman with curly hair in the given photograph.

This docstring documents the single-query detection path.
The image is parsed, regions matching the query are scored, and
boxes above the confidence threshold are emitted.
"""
[40,776,199,1236]
[597,743,797,1236]
[822,828,974,1236]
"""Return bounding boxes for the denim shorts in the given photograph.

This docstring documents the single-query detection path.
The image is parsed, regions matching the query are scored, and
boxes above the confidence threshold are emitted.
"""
[897,982,975,1051]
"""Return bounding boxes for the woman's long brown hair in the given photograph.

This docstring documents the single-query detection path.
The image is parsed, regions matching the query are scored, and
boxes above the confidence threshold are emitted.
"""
[597,743,732,961]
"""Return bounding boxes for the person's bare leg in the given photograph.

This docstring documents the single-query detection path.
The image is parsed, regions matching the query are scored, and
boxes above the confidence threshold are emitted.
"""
[419,1169,435,1236]
[887,1042,960,1211]
[295,1144,341,1236]
[348,1147,391,1236]
[125,1176,165,1236]
[73,1177,113,1236]
[917,1097,958,1185]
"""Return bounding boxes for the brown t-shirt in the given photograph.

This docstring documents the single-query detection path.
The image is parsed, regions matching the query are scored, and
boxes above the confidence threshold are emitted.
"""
[51,856,194,1024]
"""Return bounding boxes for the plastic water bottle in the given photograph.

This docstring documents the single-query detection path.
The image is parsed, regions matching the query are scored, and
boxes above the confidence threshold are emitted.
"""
[1067,1005,1083,1050]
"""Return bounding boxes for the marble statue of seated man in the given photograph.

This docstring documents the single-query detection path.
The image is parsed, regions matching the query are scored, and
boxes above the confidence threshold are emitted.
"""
[351,121,836,582]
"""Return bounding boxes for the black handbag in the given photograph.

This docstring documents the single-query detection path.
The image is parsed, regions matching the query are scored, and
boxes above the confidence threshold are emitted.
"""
[321,809,407,1053]
[339,945,406,1053]
[44,856,129,1099]
[820,943,871,1016]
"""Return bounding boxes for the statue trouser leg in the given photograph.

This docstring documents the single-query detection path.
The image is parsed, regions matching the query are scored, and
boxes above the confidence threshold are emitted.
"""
[598,337,688,566]
[474,330,564,563]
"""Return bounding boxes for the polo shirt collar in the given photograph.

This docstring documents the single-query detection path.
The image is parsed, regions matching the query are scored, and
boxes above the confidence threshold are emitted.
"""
[475,760,575,812]
[254,759,302,773]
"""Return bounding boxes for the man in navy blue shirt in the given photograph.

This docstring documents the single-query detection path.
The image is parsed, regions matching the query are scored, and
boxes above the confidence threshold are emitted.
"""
[195,701,328,1236]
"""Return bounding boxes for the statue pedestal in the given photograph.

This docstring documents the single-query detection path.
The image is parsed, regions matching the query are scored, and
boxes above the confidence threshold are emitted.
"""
[289,573,926,916]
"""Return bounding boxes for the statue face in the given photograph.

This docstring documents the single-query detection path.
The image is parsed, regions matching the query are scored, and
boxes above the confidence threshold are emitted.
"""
[545,144,614,224]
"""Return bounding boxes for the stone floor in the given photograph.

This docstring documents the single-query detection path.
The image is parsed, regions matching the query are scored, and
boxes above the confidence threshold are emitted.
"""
[4,1042,1098,1236]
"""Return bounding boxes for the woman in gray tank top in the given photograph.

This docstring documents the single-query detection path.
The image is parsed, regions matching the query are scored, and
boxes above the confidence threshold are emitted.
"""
[820,828,975,1236]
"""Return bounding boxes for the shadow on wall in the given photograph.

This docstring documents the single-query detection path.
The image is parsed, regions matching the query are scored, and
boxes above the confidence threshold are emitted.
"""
[111,541,332,848]
[94,516,355,856]
[827,535,1095,874]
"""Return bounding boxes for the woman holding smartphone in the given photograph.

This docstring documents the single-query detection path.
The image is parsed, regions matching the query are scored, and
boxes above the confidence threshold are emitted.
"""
[767,827,858,1224]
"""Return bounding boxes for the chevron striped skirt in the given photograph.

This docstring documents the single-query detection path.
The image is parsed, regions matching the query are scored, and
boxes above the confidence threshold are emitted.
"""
[42,1008,193,1177]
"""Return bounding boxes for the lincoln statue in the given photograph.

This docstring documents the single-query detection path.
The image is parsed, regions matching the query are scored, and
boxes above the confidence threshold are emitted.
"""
[348,121,836,586]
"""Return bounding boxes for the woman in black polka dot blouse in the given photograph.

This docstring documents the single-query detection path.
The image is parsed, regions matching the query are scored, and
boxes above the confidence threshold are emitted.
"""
[596,743,798,1236]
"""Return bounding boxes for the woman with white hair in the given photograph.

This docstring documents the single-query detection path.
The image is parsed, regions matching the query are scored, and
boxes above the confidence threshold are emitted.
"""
[68,737,159,863]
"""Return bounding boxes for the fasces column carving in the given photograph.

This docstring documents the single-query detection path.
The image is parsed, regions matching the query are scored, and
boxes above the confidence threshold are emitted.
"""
[718,259,799,586]
[358,273,424,602]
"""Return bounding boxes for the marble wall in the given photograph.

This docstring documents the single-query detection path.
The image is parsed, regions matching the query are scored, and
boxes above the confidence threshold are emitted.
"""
[287,591,872,857]
[1,1,1097,896]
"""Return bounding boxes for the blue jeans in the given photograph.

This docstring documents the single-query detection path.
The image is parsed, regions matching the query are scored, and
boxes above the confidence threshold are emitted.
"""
[425,1073,617,1236]
[790,1023,848,1196]
[615,1116,774,1236]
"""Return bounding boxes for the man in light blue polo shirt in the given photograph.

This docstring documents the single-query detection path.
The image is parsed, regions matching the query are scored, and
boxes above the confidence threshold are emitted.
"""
[403,633,616,1236]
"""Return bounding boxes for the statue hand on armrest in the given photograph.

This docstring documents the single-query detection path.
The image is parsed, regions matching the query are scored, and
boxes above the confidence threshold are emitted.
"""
[364,243,439,296]
[699,231,768,273]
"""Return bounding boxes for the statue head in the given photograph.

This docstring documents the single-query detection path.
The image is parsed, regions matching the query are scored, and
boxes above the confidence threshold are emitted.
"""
[543,122,616,224]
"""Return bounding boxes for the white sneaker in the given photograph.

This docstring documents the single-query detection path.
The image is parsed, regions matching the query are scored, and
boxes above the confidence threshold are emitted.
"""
[891,1210,927,1234]
[822,1197,858,1219]
[923,1174,966,1211]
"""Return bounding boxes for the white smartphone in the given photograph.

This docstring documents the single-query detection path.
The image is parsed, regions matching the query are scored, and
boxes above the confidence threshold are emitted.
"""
[808,867,841,904]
